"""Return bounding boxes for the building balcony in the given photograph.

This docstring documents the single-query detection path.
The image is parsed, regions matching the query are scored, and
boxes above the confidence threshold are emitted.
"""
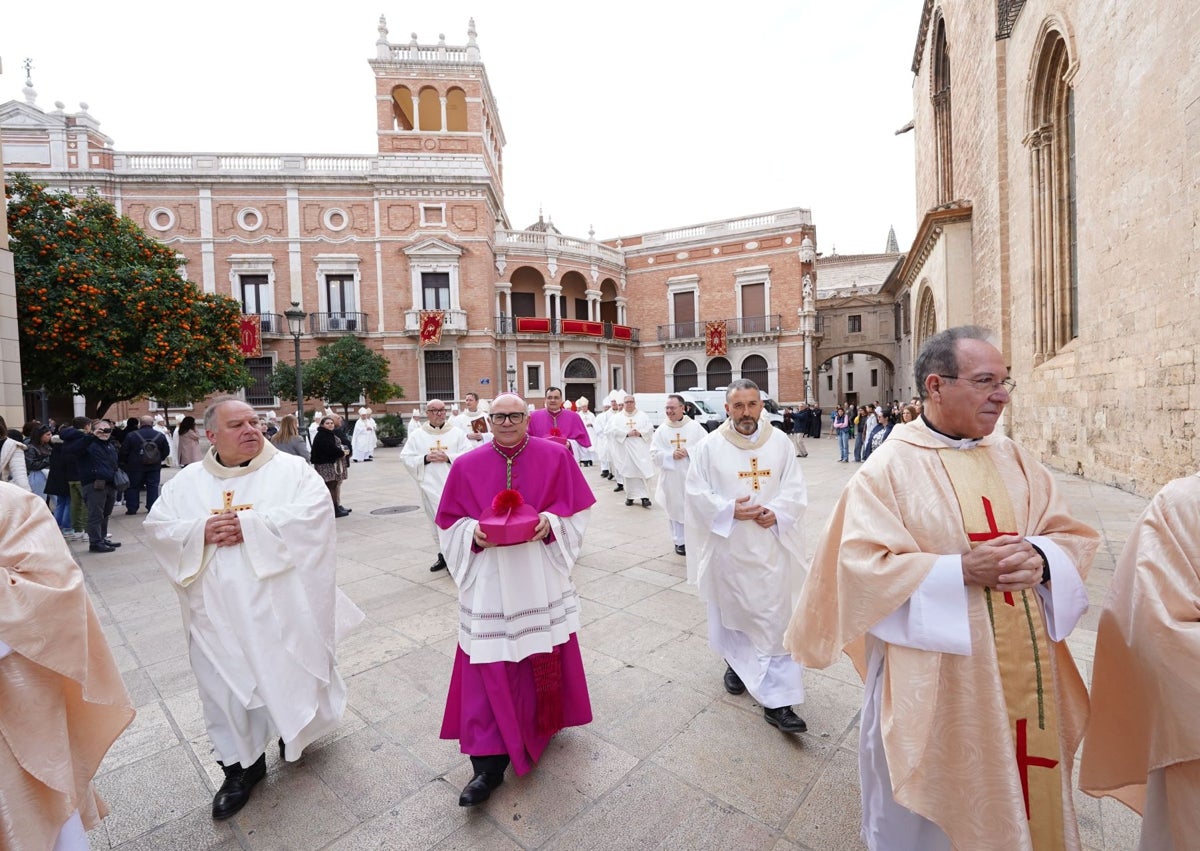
[656,314,783,347]
[401,308,470,336]
[494,316,639,344]
[308,312,369,335]
[250,313,288,337]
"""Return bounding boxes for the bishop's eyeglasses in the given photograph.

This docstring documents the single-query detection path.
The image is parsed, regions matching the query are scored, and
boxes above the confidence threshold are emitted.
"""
[488,412,527,425]
[936,375,1017,394]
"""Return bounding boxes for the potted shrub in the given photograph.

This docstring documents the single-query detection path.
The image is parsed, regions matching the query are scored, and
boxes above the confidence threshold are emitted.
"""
[376,413,407,447]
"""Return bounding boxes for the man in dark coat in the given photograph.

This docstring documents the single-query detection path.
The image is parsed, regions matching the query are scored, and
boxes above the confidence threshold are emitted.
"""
[118,415,171,515]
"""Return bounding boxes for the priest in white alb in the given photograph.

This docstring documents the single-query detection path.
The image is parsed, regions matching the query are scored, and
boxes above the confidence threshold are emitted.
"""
[651,393,708,556]
[685,379,808,733]
[608,394,655,507]
[436,392,596,807]
[575,397,597,467]
[785,327,1099,851]
[450,392,492,445]
[1080,471,1200,850]
[594,393,620,483]
[401,398,471,572]
[145,397,364,821]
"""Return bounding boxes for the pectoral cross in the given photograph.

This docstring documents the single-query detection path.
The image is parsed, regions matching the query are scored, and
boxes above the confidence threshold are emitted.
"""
[670,434,687,450]
[431,440,447,453]
[968,496,1019,604]
[210,490,254,514]
[737,457,772,491]
[626,418,637,430]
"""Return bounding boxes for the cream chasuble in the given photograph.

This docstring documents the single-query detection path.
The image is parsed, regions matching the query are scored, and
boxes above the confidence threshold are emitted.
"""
[145,444,364,766]
[650,416,709,523]
[785,419,1098,851]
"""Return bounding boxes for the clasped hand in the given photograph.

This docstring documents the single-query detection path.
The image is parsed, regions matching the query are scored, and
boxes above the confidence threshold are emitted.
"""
[204,511,244,548]
[961,535,1043,592]
[473,513,551,549]
[733,494,776,528]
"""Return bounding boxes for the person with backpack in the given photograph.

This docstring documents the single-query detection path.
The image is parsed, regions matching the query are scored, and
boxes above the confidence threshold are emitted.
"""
[118,415,170,515]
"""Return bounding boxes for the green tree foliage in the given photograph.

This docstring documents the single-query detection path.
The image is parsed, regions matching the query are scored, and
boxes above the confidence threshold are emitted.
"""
[269,335,402,419]
[6,175,251,418]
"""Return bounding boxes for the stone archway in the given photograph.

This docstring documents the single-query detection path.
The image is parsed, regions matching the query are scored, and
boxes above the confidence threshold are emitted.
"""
[564,356,597,405]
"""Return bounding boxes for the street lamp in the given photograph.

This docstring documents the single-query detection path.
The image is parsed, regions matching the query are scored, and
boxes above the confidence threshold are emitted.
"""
[803,367,811,404]
[284,303,307,438]
[506,364,516,392]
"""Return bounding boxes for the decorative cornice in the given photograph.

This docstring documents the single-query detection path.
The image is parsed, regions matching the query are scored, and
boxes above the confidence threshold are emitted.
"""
[898,201,973,288]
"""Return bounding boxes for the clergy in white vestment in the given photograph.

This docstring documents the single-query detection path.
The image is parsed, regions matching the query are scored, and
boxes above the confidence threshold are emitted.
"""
[575,398,597,466]
[400,399,471,573]
[785,327,1099,851]
[145,397,364,821]
[650,393,708,556]
[449,392,493,445]
[593,395,618,482]
[607,395,654,506]
[436,393,596,807]
[350,407,377,462]
[685,379,808,734]
[1080,472,1200,850]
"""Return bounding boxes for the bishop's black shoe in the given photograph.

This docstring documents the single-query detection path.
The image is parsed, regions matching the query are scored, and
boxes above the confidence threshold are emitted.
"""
[723,664,746,695]
[212,753,267,820]
[430,553,447,572]
[763,705,807,733]
[458,771,505,807]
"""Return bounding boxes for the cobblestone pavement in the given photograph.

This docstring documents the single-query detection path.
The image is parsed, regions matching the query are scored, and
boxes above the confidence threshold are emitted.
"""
[81,433,1147,850]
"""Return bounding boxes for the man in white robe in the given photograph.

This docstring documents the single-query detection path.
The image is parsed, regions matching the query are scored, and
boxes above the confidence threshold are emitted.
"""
[594,395,619,482]
[785,327,1099,851]
[685,379,808,733]
[145,397,364,821]
[350,406,377,462]
[400,399,471,572]
[651,393,708,556]
[608,394,654,507]
[575,397,597,467]
[450,392,493,445]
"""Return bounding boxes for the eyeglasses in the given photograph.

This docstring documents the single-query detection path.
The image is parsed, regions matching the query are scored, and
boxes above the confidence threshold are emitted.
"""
[95,428,112,434]
[488,412,527,425]
[937,375,1017,394]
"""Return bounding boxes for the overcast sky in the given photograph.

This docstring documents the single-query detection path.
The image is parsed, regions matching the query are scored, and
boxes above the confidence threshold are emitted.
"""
[3,1,920,255]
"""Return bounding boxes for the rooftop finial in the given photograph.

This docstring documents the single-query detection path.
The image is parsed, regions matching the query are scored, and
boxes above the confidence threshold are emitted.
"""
[885,225,899,254]
[22,58,37,106]
[376,15,391,59]
[466,18,480,61]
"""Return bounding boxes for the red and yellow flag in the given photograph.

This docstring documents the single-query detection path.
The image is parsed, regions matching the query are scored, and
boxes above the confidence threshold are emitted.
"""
[419,310,445,346]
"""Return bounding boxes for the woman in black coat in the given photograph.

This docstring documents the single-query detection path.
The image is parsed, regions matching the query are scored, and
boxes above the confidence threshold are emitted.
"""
[309,416,350,518]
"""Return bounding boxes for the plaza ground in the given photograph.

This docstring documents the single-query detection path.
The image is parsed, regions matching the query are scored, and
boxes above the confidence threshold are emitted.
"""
[81,433,1145,850]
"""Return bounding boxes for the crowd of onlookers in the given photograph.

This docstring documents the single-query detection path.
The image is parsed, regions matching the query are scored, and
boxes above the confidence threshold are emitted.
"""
[773,398,923,463]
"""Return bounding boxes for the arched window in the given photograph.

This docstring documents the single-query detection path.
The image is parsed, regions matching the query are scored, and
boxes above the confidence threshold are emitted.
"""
[916,288,937,350]
[446,87,468,132]
[706,357,732,390]
[741,354,769,393]
[1028,28,1078,361]
[931,16,954,205]
[672,359,698,392]
[391,86,414,131]
[418,87,442,131]
[564,357,597,379]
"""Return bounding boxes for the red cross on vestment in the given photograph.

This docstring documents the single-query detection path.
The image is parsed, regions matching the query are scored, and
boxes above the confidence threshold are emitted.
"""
[967,496,1019,604]
[1015,718,1059,820]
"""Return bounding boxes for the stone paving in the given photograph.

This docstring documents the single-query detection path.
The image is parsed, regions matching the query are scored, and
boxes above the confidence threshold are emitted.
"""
[78,432,1149,850]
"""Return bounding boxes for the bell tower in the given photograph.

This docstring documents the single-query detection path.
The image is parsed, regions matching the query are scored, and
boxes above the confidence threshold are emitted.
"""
[369,17,506,196]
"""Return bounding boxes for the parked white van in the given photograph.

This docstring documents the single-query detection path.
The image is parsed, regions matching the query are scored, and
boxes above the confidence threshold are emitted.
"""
[632,393,723,431]
[684,387,784,428]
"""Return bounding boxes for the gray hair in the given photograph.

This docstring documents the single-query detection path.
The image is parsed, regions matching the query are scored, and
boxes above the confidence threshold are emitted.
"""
[725,378,760,401]
[139,415,155,427]
[914,325,995,399]
[203,396,244,431]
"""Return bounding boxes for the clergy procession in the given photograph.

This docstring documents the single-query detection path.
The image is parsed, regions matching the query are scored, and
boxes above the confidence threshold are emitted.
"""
[8,327,1193,850]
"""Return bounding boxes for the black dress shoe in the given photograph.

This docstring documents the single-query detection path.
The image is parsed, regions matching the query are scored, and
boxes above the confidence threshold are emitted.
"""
[613,484,624,492]
[458,771,504,807]
[723,664,746,695]
[105,539,122,547]
[278,737,287,761]
[338,505,352,514]
[641,498,651,508]
[89,542,116,553]
[763,706,807,733]
[601,471,612,479]
[430,554,447,572]
[334,506,351,518]
[625,498,634,506]
[674,544,686,556]
[212,753,267,820]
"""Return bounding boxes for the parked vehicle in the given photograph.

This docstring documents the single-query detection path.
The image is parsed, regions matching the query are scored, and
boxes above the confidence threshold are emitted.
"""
[632,393,722,431]
[685,387,784,428]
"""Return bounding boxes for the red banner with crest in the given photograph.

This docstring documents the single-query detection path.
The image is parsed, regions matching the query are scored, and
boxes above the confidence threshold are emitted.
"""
[705,320,727,356]
[238,315,262,357]
[419,310,445,346]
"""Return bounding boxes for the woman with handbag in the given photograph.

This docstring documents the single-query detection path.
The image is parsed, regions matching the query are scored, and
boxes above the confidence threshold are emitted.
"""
[310,416,350,517]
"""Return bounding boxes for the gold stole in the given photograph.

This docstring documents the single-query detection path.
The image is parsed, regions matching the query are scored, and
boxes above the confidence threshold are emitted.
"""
[938,449,1066,851]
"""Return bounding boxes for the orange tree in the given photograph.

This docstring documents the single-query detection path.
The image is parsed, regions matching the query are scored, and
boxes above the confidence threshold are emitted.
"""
[6,175,250,418]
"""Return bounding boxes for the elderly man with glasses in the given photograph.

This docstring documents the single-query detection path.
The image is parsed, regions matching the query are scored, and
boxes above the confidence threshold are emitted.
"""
[400,399,471,572]
[787,326,1099,851]
[434,392,596,807]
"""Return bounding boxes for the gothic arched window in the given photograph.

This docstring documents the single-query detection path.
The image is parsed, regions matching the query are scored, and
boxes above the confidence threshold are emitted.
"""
[931,16,954,205]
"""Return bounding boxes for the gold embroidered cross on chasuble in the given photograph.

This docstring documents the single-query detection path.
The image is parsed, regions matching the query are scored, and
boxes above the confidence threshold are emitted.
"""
[939,449,1066,851]
[210,490,254,514]
[670,433,688,450]
[737,457,772,492]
